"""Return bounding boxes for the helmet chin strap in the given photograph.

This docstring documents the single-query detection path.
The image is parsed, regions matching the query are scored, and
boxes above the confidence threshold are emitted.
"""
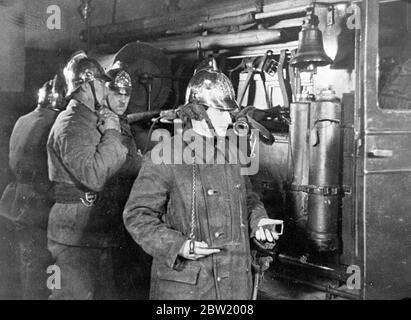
[202,110,217,137]
[88,81,104,111]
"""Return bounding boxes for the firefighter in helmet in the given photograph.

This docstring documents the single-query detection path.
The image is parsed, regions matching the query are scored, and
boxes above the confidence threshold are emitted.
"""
[102,61,148,299]
[46,51,131,299]
[123,60,282,300]
[0,74,66,299]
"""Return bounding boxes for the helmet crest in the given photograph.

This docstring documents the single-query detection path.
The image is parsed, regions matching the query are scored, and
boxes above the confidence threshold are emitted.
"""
[106,62,132,96]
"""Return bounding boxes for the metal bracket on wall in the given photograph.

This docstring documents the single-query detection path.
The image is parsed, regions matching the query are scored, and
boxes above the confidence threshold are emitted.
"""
[289,184,350,196]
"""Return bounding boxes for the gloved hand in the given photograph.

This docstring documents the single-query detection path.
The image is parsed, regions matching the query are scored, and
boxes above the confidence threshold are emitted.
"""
[255,218,283,242]
[178,240,220,261]
[98,108,121,133]
[252,256,274,274]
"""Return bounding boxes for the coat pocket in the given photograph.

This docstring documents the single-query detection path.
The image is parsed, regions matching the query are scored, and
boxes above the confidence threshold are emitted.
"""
[156,262,201,285]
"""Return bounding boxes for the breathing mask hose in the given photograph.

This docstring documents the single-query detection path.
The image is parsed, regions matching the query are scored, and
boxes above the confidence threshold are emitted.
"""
[233,106,254,136]
[143,116,161,155]
[233,115,250,136]
[233,106,275,145]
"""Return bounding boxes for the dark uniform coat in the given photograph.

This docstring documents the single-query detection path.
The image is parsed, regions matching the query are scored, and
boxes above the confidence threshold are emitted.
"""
[47,99,135,247]
[0,106,59,299]
[0,107,58,228]
[95,116,143,226]
[123,131,268,300]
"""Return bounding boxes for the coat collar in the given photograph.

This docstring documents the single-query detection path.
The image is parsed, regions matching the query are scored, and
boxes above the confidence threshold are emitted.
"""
[67,99,99,122]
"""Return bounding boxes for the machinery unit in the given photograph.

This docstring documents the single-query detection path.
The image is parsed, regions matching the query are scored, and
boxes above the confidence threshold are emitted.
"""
[288,101,310,230]
[287,93,343,252]
[306,95,342,252]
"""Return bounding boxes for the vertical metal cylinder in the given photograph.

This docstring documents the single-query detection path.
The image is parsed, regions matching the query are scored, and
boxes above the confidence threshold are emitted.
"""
[287,102,311,228]
[306,99,342,251]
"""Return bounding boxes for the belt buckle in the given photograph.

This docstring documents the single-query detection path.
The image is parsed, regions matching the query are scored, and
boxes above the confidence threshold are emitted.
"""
[80,192,97,207]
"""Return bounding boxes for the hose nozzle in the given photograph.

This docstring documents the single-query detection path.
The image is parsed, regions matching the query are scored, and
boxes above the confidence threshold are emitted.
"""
[233,116,250,136]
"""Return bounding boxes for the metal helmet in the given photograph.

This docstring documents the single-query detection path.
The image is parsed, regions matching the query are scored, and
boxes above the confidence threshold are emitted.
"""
[51,72,68,110]
[185,59,239,111]
[106,61,132,96]
[37,80,54,108]
[63,51,110,97]
[37,73,67,110]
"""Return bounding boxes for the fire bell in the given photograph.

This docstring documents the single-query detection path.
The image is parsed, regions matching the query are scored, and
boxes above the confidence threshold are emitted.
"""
[290,7,333,70]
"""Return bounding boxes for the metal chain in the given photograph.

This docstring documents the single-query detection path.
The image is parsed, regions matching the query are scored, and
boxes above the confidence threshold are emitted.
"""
[189,157,197,254]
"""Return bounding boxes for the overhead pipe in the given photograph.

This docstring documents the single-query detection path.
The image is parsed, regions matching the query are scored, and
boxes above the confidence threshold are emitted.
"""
[257,0,352,20]
[81,1,321,46]
[255,6,309,20]
[148,29,283,53]
[80,1,320,46]
[165,12,256,35]
[80,20,164,44]
[270,17,306,29]
[81,1,262,44]
[224,41,299,59]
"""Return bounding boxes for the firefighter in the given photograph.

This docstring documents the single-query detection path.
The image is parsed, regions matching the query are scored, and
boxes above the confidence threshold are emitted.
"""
[46,52,131,300]
[0,75,66,299]
[123,63,282,300]
[102,63,149,299]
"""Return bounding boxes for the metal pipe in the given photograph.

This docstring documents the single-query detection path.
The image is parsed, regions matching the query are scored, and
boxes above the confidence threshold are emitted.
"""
[271,273,360,300]
[126,110,160,123]
[83,0,356,45]
[287,101,310,228]
[277,253,349,282]
[270,17,305,29]
[256,0,355,20]
[255,6,308,20]
[149,29,283,53]
[224,41,299,59]
[82,1,261,44]
[166,12,256,35]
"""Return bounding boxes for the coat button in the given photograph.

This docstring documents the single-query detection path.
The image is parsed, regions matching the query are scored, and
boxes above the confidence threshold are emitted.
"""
[217,277,221,282]
[234,184,241,189]
[214,232,221,238]
[207,189,219,196]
